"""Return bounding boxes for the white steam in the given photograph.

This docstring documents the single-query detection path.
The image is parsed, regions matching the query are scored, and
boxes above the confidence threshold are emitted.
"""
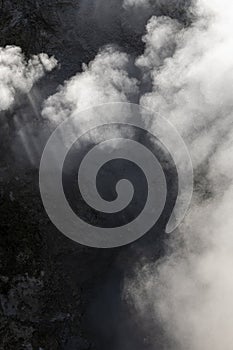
[0,46,57,112]
[41,0,233,348]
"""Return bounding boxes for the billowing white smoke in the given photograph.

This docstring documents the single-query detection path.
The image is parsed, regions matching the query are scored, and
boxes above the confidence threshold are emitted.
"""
[0,46,57,111]
[138,0,233,169]
[125,1,233,349]
[42,46,138,124]
[136,16,181,70]
[42,0,233,348]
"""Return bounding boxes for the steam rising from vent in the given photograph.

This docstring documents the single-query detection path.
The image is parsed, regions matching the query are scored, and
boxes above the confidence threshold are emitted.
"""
[0,46,57,111]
